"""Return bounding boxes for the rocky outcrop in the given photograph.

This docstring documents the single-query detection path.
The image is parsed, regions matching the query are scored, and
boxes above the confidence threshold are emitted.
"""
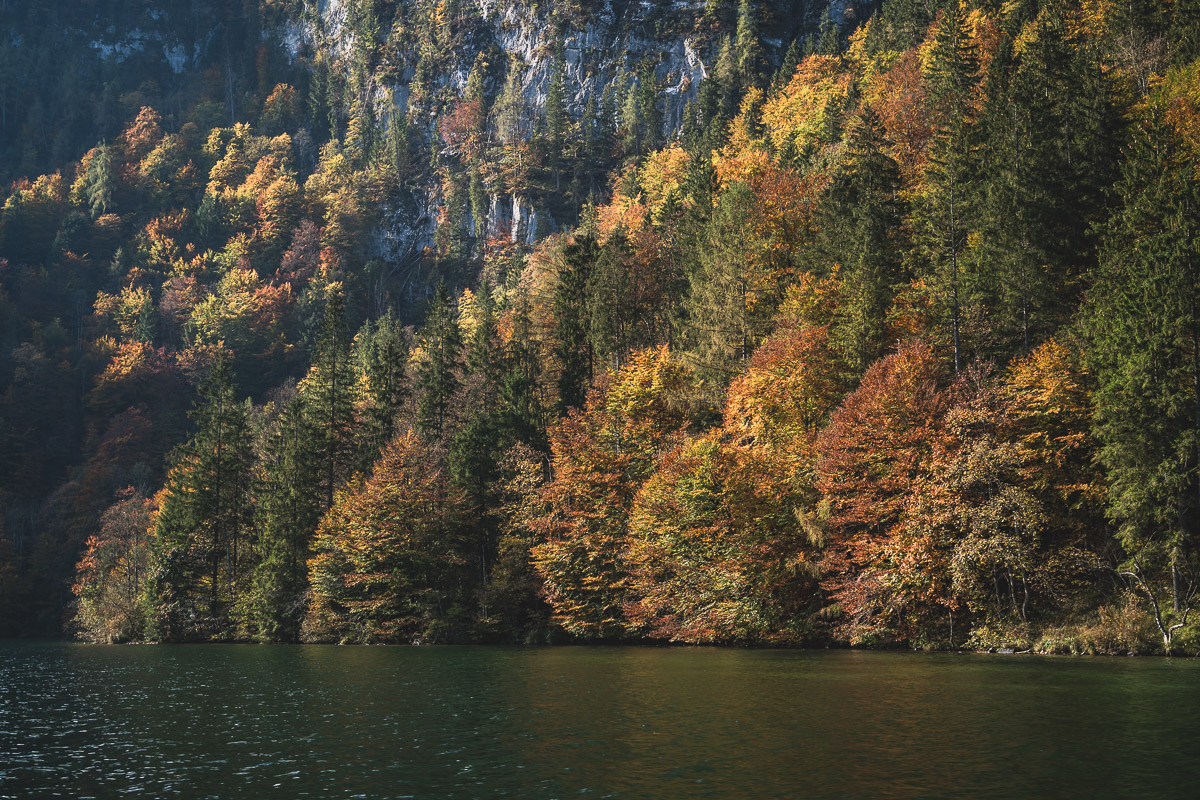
[284,0,865,268]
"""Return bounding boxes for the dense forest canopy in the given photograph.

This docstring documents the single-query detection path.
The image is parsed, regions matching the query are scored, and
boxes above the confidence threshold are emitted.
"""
[2,0,1199,653]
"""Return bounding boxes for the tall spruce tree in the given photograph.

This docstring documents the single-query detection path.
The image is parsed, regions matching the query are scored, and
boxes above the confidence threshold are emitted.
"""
[353,312,409,469]
[681,182,778,385]
[149,357,254,641]
[554,235,597,413]
[250,396,323,642]
[820,107,906,375]
[911,2,979,373]
[545,55,571,192]
[415,281,463,442]
[1085,119,1200,652]
[974,6,1119,360]
[301,284,358,511]
[734,0,763,84]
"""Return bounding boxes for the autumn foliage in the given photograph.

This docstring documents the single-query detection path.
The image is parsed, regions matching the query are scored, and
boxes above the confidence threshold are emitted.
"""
[304,430,469,643]
[0,0,1190,654]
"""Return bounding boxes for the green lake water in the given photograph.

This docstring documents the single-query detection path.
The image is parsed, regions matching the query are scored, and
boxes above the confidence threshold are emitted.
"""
[1,642,1197,799]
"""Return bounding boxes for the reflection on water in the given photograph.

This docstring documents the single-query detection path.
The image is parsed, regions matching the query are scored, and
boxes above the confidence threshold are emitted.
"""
[1,643,1198,799]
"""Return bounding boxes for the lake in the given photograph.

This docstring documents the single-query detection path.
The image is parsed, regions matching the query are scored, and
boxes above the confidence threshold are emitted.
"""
[1,643,1197,799]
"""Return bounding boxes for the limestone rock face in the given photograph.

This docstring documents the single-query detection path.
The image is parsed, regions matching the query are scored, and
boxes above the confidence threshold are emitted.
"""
[284,0,866,273]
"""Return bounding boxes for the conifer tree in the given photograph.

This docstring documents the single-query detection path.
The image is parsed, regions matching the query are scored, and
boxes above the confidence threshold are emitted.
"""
[772,39,801,95]
[734,0,762,84]
[815,8,841,56]
[499,308,548,452]
[1085,120,1200,652]
[86,143,115,219]
[249,396,322,642]
[149,357,254,640]
[301,285,358,511]
[495,59,526,144]
[681,182,777,384]
[416,281,463,442]
[554,235,597,413]
[545,55,571,191]
[353,312,409,468]
[820,107,905,374]
[974,7,1118,359]
[911,2,979,373]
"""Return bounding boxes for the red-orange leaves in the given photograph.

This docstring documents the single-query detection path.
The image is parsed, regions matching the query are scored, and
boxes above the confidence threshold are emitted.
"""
[865,49,932,187]
[815,340,952,641]
[72,488,156,643]
[439,98,486,162]
[529,347,692,639]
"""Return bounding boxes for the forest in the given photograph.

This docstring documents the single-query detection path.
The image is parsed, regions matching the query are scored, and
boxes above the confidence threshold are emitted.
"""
[1,0,1198,654]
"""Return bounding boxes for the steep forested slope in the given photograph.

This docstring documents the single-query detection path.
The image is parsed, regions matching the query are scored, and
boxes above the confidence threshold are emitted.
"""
[2,0,1199,654]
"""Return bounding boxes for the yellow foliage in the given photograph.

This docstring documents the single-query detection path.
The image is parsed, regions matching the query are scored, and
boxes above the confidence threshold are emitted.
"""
[596,181,649,239]
[1155,62,1200,172]
[637,143,692,225]
[778,268,842,329]
[94,285,154,342]
[760,55,852,157]
[457,287,486,343]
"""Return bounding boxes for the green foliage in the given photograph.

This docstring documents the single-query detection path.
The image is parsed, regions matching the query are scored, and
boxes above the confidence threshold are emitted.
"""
[819,107,906,374]
[86,144,116,219]
[1085,117,1200,652]
[415,282,463,441]
[6,0,1195,653]
[249,396,323,642]
[147,358,254,641]
[681,183,780,384]
[554,236,597,412]
[300,285,358,511]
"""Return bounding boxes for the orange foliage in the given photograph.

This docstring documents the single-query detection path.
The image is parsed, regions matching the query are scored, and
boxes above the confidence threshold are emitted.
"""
[529,347,692,638]
[1003,340,1101,510]
[72,488,156,643]
[816,340,953,639]
[120,106,164,169]
[439,98,486,161]
[723,324,842,456]
[864,49,932,186]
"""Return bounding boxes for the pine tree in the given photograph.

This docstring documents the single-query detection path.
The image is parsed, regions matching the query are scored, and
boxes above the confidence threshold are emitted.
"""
[1084,119,1200,652]
[495,59,526,144]
[149,357,254,640]
[353,312,409,468]
[499,307,548,451]
[820,107,905,375]
[416,281,463,441]
[974,7,1118,360]
[300,285,358,511]
[620,60,663,161]
[815,8,841,56]
[554,235,597,413]
[681,182,778,384]
[86,143,115,218]
[734,0,762,84]
[544,55,571,191]
[249,396,323,642]
[911,2,979,374]
[772,39,801,95]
